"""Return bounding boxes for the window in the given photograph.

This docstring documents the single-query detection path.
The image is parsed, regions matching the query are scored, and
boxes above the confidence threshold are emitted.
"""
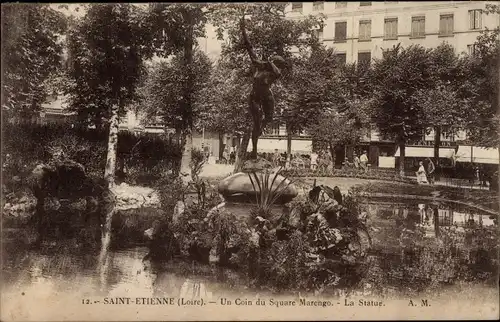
[360,1,372,6]
[469,9,482,30]
[314,26,324,39]
[411,16,425,37]
[336,2,347,8]
[384,18,398,39]
[439,14,454,36]
[467,44,477,55]
[359,20,371,41]
[358,52,371,65]
[335,21,347,42]
[313,1,324,11]
[335,53,347,65]
[292,3,303,12]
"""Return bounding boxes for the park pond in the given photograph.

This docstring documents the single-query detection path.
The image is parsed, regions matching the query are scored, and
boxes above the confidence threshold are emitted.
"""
[2,197,498,314]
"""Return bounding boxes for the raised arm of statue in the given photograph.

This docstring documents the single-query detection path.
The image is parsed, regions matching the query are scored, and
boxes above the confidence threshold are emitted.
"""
[240,17,266,68]
[268,60,282,79]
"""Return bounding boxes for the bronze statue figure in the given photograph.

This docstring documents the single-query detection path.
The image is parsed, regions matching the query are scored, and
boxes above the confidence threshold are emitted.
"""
[240,17,287,159]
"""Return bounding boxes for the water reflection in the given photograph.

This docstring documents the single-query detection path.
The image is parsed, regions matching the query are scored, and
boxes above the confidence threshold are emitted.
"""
[368,201,497,238]
[2,201,498,304]
[363,201,498,296]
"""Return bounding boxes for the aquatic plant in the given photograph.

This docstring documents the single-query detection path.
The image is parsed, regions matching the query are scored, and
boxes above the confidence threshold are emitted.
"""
[247,168,295,217]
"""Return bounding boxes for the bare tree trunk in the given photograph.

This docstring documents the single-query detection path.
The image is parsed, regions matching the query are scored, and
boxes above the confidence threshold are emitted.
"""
[178,11,195,184]
[433,126,441,180]
[99,103,119,291]
[218,132,224,160]
[329,143,336,168]
[399,141,406,178]
[234,130,250,173]
[286,130,292,169]
[179,130,193,184]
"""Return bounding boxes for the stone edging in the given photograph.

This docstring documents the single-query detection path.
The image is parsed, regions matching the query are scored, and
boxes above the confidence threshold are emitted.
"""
[360,192,498,216]
[294,175,414,183]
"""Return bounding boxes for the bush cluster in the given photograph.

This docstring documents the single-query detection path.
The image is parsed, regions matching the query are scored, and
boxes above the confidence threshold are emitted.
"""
[1,123,182,191]
[148,173,372,294]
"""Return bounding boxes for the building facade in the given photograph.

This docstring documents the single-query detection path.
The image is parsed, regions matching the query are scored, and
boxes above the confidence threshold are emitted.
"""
[281,1,499,168]
[287,1,499,62]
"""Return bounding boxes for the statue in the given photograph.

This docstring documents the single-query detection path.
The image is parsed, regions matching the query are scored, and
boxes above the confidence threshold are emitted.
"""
[240,16,288,159]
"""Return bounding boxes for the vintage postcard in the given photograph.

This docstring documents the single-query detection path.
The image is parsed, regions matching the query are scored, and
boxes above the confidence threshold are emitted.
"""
[1,2,499,321]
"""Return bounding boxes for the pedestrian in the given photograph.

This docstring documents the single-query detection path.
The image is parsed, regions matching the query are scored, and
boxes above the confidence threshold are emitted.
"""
[416,161,428,184]
[353,153,360,169]
[360,151,368,172]
[273,149,281,167]
[222,148,229,164]
[310,152,318,171]
[426,157,435,185]
[229,151,235,165]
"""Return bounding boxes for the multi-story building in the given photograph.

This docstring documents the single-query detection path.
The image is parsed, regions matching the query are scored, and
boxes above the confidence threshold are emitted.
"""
[279,1,500,169]
[287,1,499,62]
[38,2,499,168]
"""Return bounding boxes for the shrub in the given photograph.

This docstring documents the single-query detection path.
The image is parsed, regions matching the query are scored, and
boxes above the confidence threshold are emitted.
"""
[1,123,182,190]
[148,171,373,294]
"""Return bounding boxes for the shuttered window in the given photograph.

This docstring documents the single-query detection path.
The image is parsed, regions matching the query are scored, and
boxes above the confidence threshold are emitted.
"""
[411,16,425,37]
[358,52,371,66]
[292,3,303,12]
[359,20,372,41]
[335,22,347,42]
[384,18,398,39]
[439,14,454,36]
[313,1,324,11]
[469,9,482,30]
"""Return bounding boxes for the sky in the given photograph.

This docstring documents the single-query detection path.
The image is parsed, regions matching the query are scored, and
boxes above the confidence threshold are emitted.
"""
[50,3,223,60]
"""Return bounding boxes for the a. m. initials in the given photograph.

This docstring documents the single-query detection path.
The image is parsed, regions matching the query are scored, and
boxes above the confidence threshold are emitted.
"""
[408,299,431,307]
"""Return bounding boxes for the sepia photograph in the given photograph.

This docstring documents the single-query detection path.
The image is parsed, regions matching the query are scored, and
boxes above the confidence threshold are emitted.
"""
[1,1,499,321]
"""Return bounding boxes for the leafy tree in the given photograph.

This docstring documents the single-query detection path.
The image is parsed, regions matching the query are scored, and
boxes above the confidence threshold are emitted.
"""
[371,44,435,177]
[1,4,67,120]
[465,11,500,149]
[207,3,323,170]
[197,57,251,141]
[413,43,472,170]
[280,46,336,164]
[145,3,209,182]
[65,4,152,131]
[141,50,212,133]
[305,58,373,163]
[64,4,154,281]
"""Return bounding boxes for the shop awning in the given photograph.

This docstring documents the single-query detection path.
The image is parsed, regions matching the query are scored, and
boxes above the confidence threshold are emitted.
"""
[454,146,499,164]
[394,147,455,158]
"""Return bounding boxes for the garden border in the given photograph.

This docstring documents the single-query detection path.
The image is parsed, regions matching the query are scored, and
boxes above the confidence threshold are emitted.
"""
[359,192,498,216]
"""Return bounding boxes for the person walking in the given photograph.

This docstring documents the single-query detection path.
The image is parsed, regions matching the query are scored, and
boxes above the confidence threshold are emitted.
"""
[359,151,368,173]
[353,153,360,169]
[310,152,318,171]
[426,157,435,185]
[416,161,428,184]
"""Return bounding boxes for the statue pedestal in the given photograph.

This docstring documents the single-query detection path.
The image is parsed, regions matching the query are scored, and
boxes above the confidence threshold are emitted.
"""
[216,171,298,222]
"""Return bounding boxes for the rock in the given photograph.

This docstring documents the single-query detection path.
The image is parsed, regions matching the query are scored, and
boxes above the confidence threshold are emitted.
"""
[218,172,297,204]
[172,200,185,225]
[43,197,61,212]
[67,198,87,212]
[288,207,302,229]
[144,227,154,240]
[209,247,219,264]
